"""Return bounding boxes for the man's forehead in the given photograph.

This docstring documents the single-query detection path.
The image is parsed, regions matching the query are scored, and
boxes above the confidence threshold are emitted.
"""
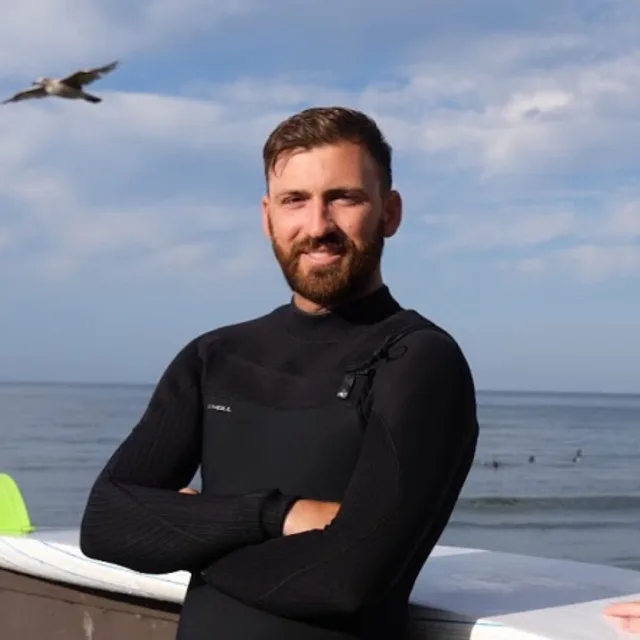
[268,145,377,189]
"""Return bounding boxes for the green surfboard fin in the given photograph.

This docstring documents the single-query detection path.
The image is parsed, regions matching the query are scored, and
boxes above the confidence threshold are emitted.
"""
[0,473,35,536]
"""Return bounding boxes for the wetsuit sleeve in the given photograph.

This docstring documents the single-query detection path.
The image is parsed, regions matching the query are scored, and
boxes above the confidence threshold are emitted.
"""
[79,338,298,575]
[202,329,478,619]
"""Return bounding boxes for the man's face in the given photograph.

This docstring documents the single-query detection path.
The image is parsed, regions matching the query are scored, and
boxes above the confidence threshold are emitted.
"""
[262,141,402,311]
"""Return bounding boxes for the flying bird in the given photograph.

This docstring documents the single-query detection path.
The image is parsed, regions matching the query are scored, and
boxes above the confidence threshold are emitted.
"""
[2,61,119,105]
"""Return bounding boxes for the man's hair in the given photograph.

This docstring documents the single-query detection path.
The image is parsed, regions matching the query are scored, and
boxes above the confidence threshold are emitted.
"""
[262,106,392,191]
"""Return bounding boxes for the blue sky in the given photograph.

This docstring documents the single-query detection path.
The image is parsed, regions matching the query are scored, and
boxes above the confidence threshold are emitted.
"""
[0,0,638,393]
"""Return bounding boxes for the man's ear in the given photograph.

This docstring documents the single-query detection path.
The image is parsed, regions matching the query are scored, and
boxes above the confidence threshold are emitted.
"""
[261,195,272,239]
[383,190,402,238]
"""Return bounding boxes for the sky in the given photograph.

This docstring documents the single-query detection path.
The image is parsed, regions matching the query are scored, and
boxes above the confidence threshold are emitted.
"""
[0,0,638,394]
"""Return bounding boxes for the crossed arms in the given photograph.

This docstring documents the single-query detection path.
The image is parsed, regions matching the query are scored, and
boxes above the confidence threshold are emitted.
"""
[80,330,478,618]
[79,339,300,574]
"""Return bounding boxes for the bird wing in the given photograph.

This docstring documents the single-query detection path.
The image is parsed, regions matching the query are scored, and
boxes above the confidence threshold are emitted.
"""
[60,60,119,89]
[1,86,48,104]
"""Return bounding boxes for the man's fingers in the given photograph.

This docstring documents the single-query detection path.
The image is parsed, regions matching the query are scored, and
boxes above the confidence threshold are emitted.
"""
[179,487,199,495]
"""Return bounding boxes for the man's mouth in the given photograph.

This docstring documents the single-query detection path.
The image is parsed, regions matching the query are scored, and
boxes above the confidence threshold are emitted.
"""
[303,248,343,265]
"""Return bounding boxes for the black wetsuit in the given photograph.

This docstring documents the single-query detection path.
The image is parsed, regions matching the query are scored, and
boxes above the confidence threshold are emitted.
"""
[80,286,478,639]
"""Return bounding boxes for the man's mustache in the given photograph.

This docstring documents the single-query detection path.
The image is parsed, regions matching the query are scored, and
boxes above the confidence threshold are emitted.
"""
[292,232,351,258]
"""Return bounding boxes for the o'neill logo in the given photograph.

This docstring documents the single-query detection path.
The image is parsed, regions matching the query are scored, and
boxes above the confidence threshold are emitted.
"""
[207,403,231,412]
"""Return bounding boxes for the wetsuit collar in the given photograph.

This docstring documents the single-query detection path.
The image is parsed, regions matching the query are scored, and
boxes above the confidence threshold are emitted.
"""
[284,285,402,341]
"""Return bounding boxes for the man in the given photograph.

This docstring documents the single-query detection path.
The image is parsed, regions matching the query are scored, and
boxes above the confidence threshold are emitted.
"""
[80,106,479,639]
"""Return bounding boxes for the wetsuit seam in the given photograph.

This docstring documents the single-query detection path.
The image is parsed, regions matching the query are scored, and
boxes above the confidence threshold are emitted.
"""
[210,348,343,380]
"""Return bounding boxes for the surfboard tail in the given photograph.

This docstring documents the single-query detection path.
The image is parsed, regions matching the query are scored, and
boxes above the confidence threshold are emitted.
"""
[0,473,35,535]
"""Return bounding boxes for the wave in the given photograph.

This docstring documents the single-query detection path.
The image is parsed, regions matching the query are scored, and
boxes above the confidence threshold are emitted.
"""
[448,519,640,532]
[608,557,640,572]
[456,494,640,513]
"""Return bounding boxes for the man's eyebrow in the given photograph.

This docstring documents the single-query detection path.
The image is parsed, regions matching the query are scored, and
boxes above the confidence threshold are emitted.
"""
[324,187,368,198]
[273,187,368,199]
[273,189,310,199]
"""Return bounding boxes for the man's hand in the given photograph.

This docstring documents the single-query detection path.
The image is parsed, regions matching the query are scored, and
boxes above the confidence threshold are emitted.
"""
[179,487,199,495]
[283,499,340,536]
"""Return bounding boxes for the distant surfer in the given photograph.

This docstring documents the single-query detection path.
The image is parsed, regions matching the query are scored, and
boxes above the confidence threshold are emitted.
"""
[572,448,582,463]
[528,455,535,463]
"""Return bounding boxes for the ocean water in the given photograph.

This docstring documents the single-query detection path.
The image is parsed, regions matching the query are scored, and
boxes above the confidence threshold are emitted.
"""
[1,383,639,571]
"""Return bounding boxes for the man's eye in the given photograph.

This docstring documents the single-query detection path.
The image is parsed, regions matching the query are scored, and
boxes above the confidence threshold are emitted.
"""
[337,195,362,205]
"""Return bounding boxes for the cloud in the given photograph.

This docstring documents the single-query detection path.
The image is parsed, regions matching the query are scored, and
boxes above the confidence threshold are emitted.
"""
[424,210,578,254]
[490,198,640,281]
[509,243,640,283]
[368,40,640,177]
[0,0,638,290]
[562,244,640,282]
[0,0,252,76]
[602,201,640,239]
[430,197,640,281]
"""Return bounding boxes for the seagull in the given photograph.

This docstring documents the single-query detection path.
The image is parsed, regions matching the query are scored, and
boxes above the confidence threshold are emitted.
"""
[2,61,119,105]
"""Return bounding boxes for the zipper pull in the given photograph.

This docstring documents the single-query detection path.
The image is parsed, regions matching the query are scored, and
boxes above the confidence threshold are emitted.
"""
[337,372,356,399]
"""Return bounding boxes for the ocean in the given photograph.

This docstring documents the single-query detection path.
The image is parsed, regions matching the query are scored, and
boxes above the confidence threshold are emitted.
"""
[1,383,639,571]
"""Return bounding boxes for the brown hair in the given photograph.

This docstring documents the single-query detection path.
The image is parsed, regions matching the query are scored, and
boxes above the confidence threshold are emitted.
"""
[262,106,392,191]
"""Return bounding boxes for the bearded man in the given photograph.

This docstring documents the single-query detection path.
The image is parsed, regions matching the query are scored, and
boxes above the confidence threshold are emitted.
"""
[80,106,479,640]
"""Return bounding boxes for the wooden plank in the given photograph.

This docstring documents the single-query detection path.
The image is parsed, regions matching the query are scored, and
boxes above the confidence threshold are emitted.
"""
[0,567,180,640]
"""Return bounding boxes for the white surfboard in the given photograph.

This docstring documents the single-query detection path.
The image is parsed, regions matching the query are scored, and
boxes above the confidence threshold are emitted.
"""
[1,527,638,639]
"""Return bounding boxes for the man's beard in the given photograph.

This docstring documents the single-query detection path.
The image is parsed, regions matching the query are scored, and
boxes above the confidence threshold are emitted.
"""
[270,219,384,308]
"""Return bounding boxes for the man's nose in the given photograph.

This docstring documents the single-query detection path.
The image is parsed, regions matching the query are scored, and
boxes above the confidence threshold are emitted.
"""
[306,199,335,237]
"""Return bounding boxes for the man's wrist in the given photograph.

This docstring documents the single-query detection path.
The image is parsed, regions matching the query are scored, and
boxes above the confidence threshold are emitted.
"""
[260,491,300,538]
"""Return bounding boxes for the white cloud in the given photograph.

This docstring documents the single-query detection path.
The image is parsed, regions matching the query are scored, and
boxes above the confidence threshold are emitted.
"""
[424,210,577,254]
[391,48,640,175]
[0,0,638,287]
[563,244,640,282]
[491,198,640,281]
[510,243,640,283]
[602,201,640,239]
[432,198,640,280]
[0,0,252,76]
[560,244,640,282]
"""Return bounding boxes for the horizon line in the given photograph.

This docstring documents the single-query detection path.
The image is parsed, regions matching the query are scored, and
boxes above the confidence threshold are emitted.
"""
[0,380,637,397]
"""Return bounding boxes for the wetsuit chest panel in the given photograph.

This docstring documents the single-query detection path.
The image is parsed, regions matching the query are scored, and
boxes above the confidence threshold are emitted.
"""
[200,350,364,502]
[202,397,363,501]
